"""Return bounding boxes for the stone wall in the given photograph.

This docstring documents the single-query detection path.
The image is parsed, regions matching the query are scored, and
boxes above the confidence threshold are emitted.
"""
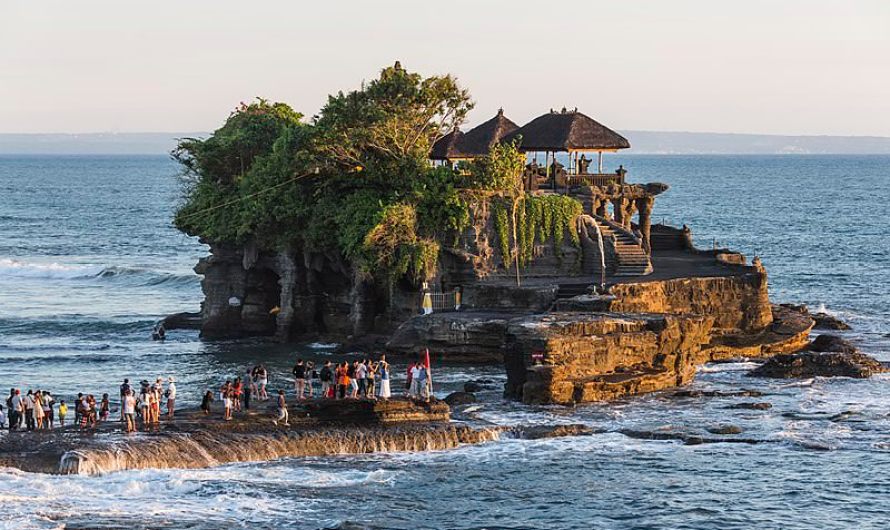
[504,313,715,404]
[604,270,772,332]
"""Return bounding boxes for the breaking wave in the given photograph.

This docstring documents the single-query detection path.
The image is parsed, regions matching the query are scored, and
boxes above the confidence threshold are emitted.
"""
[0,259,199,287]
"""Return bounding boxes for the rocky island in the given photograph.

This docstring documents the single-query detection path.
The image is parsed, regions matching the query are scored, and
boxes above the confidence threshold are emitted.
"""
[175,63,816,405]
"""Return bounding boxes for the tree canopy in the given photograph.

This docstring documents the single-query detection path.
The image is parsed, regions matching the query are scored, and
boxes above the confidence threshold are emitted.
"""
[173,62,581,287]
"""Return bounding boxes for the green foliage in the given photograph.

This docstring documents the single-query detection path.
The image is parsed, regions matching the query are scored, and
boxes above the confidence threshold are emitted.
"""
[174,63,473,289]
[465,141,525,191]
[362,204,440,283]
[312,61,473,180]
[489,194,583,267]
[492,200,511,264]
[173,99,303,185]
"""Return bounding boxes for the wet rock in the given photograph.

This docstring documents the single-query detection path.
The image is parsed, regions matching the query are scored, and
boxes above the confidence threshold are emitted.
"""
[161,311,202,330]
[672,389,763,398]
[707,424,743,435]
[464,379,499,393]
[809,334,857,354]
[749,350,886,379]
[619,428,761,446]
[444,392,477,407]
[516,424,594,440]
[300,397,451,424]
[727,402,772,410]
[812,312,851,331]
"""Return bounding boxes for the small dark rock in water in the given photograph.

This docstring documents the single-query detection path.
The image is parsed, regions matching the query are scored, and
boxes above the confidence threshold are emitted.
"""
[161,311,202,330]
[463,379,499,393]
[809,334,858,354]
[673,389,763,398]
[812,312,851,331]
[749,350,885,379]
[517,424,593,440]
[444,391,477,406]
[728,402,773,410]
[707,424,743,435]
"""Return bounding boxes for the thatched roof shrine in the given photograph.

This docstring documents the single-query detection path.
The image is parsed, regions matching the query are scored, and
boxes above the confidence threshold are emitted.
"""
[430,109,518,160]
[429,128,467,160]
[503,109,630,152]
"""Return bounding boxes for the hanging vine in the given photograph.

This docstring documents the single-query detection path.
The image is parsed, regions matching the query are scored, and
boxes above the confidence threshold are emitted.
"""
[486,194,582,268]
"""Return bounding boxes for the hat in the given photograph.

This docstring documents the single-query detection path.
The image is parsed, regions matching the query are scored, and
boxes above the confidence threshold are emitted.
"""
[168,376,175,383]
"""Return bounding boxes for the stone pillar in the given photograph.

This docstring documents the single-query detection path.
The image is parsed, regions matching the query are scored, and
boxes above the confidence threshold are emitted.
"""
[595,197,608,218]
[635,197,654,255]
[611,197,626,226]
[622,201,636,230]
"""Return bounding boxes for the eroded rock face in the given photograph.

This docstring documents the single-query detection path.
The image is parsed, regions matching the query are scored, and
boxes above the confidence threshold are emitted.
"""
[504,312,715,405]
[386,312,511,363]
[749,351,887,379]
[606,272,773,332]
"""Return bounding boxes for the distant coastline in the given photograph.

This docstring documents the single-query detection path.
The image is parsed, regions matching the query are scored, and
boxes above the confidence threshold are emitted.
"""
[2,130,890,155]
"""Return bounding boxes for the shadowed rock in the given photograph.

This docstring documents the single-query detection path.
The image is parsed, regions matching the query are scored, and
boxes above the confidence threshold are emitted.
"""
[749,350,886,379]
[727,402,772,410]
[444,392,477,406]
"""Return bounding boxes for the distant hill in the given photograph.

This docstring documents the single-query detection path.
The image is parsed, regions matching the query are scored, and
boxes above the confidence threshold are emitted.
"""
[0,133,204,155]
[2,131,890,155]
[622,131,890,155]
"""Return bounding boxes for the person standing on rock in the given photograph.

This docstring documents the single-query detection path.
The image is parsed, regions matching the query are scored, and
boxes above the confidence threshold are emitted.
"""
[292,359,307,399]
[366,359,377,399]
[232,377,243,413]
[119,379,131,420]
[23,390,35,431]
[256,365,269,401]
[272,389,289,426]
[122,389,136,433]
[405,362,415,397]
[43,391,54,428]
[139,385,151,429]
[378,355,391,400]
[33,391,45,430]
[355,360,368,398]
[166,377,176,419]
[243,369,252,411]
[320,361,333,399]
[58,399,67,427]
[9,389,23,430]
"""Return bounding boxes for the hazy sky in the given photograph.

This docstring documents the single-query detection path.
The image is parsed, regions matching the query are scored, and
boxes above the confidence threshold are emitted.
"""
[1,0,888,135]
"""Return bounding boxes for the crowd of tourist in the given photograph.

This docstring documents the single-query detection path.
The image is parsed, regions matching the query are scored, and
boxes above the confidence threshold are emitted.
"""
[1,353,434,432]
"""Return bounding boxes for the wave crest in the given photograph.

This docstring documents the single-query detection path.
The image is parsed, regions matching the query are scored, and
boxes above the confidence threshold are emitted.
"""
[0,259,198,286]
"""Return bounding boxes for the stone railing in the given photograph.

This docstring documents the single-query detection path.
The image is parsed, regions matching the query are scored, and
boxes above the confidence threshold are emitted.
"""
[565,173,625,188]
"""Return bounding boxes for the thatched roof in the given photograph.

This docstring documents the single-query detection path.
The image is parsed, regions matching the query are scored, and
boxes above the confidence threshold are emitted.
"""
[503,109,630,152]
[429,128,466,160]
[430,109,519,160]
[458,109,519,156]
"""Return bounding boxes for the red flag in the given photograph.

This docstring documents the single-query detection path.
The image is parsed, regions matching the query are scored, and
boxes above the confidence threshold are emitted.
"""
[424,348,431,369]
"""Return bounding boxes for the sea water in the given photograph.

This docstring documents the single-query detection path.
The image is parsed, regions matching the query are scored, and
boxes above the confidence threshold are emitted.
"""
[0,154,888,529]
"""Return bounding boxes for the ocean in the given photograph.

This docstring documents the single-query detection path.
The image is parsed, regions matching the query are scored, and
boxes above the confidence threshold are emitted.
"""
[0,154,888,529]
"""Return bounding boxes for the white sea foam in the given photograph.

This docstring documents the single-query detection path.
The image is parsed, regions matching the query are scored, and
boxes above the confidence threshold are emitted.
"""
[307,342,340,350]
[0,258,103,280]
[698,361,760,373]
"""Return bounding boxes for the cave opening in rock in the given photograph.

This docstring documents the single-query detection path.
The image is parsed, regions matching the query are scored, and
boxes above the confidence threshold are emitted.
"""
[243,267,281,336]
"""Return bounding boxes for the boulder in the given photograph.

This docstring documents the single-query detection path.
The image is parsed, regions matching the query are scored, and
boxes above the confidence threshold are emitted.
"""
[161,311,202,330]
[749,351,886,379]
[517,424,593,440]
[463,379,499,393]
[727,402,772,410]
[444,392,477,407]
[809,334,857,354]
[812,312,851,331]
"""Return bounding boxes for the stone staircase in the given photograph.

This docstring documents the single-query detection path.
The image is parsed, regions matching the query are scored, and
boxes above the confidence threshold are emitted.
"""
[593,216,653,276]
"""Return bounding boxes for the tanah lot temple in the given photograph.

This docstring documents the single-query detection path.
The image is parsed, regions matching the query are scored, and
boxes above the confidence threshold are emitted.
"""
[190,105,816,406]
